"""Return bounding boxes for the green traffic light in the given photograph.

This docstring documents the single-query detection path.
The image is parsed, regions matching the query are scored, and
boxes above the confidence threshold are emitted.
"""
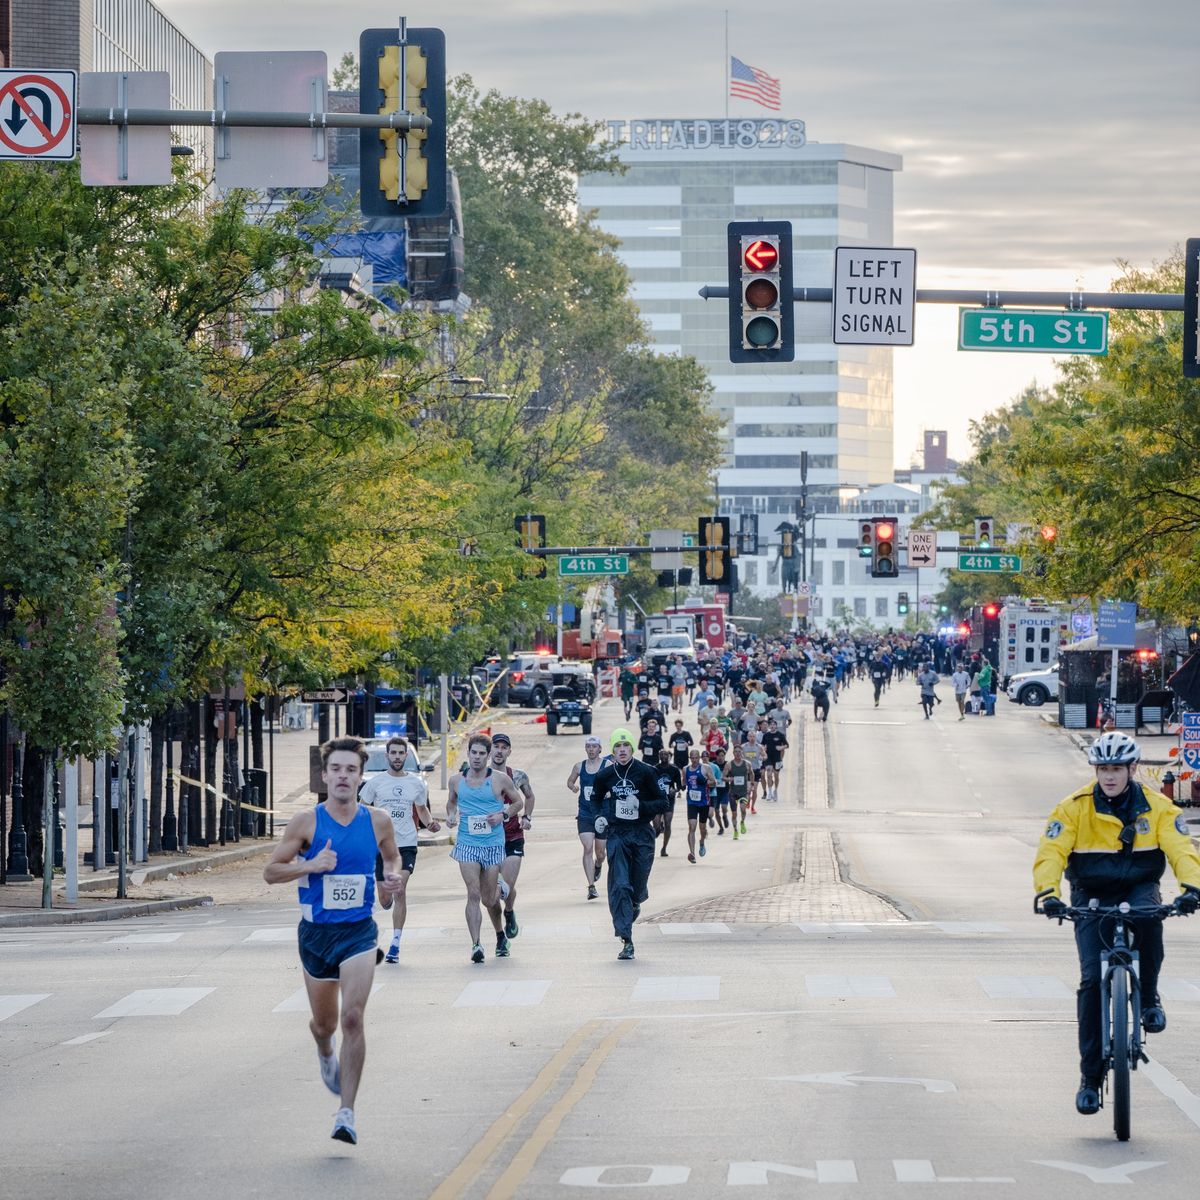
[745,315,780,347]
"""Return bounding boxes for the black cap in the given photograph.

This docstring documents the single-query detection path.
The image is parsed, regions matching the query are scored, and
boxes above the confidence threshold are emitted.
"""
[491,732,512,746]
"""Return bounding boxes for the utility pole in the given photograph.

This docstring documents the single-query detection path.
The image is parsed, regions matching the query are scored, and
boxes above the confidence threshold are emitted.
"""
[795,449,809,632]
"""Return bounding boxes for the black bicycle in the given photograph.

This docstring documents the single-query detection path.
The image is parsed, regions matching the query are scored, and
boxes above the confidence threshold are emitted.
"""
[1035,889,1184,1141]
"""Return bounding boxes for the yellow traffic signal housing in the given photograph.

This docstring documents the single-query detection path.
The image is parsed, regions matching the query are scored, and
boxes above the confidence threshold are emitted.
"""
[698,516,732,586]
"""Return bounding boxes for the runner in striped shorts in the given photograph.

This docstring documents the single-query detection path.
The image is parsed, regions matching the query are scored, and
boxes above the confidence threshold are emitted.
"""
[446,734,524,963]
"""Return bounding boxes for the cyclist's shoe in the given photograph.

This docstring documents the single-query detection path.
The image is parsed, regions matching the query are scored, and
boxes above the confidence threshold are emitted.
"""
[1143,1003,1167,1034]
[1075,1076,1102,1115]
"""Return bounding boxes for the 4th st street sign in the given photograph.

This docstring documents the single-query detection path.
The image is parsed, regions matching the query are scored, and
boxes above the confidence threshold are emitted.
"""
[957,552,1022,573]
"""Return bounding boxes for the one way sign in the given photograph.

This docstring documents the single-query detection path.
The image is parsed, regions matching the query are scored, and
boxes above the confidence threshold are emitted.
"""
[907,530,936,567]
[0,69,76,161]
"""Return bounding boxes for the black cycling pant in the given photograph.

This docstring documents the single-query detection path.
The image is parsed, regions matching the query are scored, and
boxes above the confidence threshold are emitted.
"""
[1073,901,1164,1080]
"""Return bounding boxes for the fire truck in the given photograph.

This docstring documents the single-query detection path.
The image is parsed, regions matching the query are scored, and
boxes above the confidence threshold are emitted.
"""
[663,603,729,650]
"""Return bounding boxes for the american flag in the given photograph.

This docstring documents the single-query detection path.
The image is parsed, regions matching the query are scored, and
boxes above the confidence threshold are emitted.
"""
[730,56,781,111]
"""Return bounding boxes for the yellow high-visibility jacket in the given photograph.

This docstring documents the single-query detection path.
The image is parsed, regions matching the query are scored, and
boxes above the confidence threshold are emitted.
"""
[1034,782,1200,900]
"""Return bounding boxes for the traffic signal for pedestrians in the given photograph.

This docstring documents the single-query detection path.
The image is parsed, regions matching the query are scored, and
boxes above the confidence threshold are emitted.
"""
[698,516,732,586]
[1189,624,1200,652]
[871,518,899,578]
[974,517,994,549]
[780,527,796,559]
[897,592,910,615]
[726,220,794,363]
[514,513,547,577]
[360,27,447,218]
[858,519,874,558]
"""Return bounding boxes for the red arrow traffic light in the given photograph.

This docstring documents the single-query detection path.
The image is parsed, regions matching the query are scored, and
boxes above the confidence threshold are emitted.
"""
[743,239,779,272]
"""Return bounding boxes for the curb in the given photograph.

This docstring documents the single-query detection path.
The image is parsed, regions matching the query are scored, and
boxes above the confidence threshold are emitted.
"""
[0,894,214,928]
[76,840,276,892]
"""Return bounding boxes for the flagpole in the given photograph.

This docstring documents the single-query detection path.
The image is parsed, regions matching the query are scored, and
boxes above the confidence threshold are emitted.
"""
[724,10,729,119]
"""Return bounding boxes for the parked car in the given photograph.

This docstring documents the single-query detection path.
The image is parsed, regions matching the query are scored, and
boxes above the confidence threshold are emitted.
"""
[545,685,593,736]
[360,739,436,794]
[507,652,594,707]
[1005,663,1061,707]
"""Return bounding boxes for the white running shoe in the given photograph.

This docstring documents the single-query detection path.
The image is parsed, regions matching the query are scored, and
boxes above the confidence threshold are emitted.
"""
[498,876,511,902]
[318,1042,340,1097]
[331,1107,357,1144]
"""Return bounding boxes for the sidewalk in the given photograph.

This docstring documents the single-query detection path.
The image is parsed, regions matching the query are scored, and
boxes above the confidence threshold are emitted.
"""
[0,720,459,926]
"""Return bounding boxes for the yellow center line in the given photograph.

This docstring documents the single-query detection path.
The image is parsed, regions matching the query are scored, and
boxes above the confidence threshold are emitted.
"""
[427,1019,603,1200]
[485,1019,639,1200]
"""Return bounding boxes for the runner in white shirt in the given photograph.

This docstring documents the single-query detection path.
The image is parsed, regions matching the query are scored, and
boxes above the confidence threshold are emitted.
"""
[358,736,439,962]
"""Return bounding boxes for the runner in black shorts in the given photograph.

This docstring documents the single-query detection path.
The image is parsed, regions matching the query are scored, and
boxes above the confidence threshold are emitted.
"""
[683,748,717,863]
[653,747,682,858]
[263,737,404,1146]
[567,735,610,899]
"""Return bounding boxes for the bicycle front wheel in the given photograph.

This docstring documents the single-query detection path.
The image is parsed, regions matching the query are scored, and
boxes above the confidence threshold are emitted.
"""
[1111,966,1132,1141]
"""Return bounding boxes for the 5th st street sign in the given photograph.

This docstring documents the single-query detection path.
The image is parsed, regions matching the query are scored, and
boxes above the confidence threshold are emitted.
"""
[958,308,1108,355]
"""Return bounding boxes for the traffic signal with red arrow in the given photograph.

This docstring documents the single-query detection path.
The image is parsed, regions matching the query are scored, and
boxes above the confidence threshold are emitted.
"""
[727,220,794,363]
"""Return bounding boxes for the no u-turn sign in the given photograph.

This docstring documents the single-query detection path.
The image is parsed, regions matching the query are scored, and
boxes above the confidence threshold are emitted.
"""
[0,70,76,160]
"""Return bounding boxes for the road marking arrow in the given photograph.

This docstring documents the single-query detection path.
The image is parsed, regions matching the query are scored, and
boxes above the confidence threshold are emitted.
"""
[773,1071,956,1094]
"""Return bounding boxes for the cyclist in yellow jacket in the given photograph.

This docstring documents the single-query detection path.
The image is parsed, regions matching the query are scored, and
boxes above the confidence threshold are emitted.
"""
[1034,731,1200,1115]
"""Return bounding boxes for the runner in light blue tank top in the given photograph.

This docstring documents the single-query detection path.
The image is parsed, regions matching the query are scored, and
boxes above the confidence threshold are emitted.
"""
[447,735,524,964]
[452,769,506,866]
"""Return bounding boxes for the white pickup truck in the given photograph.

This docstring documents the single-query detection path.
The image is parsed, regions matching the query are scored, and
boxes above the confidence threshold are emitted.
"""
[1005,663,1060,707]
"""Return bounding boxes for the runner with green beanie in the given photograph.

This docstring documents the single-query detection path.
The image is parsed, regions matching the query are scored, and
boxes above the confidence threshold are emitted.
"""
[591,727,670,960]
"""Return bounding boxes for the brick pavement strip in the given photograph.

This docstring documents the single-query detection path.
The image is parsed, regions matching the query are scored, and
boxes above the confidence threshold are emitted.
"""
[650,701,903,925]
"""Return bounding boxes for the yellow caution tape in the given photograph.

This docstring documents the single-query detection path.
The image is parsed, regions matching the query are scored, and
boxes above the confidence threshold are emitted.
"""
[176,774,272,813]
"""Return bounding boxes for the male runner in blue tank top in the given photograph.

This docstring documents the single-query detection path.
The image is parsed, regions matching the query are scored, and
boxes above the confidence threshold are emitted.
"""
[264,737,404,1146]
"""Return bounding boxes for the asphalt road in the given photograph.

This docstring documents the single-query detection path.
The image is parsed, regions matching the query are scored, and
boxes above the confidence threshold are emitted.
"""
[4,676,1200,1198]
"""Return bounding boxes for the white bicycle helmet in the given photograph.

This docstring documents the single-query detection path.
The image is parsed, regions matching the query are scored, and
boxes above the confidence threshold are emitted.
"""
[1087,730,1140,766]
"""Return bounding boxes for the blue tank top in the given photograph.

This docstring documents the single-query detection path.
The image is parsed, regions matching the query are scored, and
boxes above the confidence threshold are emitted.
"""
[685,765,709,806]
[297,804,377,924]
[456,769,505,849]
[577,756,609,814]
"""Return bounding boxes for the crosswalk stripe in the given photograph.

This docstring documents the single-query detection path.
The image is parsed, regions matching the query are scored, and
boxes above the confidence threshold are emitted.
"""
[1159,978,1200,1002]
[106,932,184,944]
[806,975,896,998]
[978,976,1070,999]
[632,975,721,1002]
[272,981,384,1013]
[61,1031,111,1046]
[93,987,215,1018]
[244,928,295,943]
[0,993,50,1022]
[453,980,552,1008]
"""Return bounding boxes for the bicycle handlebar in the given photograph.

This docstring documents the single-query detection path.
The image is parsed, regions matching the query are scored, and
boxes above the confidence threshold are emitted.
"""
[1033,888,1185,922]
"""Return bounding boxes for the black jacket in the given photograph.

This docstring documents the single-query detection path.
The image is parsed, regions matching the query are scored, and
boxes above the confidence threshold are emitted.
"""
[592,758,670,829]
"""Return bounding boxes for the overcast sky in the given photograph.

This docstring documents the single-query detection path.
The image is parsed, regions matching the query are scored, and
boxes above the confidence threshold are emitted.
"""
[157,0,1200,467]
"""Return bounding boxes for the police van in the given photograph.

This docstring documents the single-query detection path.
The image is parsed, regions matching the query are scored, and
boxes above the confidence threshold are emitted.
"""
[998,600,1071,689]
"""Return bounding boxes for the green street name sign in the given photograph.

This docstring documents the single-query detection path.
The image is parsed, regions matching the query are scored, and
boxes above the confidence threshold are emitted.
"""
[958,308,1108,355]
[558,554,629,577]
[957,552,1022,573]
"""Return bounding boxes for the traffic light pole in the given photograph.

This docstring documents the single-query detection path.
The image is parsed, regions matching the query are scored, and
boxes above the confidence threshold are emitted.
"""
[78,107,431,133]
[699,285,1184,311]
